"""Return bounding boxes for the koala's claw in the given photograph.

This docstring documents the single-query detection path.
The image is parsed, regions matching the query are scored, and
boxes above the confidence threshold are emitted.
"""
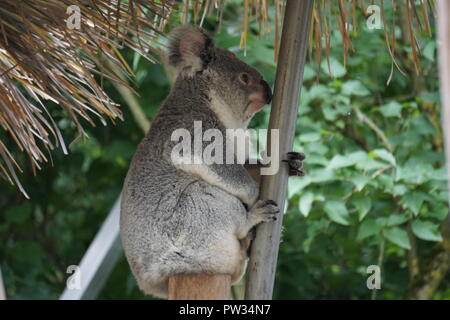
[287,152,306,161]
[283,152,306,177]
[289,168,305,177]
[265,199,278,207]
[249,199,280,223]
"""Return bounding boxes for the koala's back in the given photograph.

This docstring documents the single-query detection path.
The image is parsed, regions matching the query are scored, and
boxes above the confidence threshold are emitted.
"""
[120,112,247,298]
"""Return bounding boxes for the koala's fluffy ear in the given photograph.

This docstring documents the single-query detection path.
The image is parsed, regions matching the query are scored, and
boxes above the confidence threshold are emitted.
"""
[167,25,215,78]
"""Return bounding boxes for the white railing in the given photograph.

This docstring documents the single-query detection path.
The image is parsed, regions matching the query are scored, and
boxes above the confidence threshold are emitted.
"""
[59,195,122,300]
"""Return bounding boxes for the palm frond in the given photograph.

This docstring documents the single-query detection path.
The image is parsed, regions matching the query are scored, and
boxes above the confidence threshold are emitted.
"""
[180,0,434,74]
[0,0,174,197]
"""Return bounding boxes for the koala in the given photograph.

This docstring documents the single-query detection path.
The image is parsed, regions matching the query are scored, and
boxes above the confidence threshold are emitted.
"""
[120,25,304,299]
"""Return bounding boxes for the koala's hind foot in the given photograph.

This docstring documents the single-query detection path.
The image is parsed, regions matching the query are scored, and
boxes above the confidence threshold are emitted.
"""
[283,152,306,177]
[238,199,280,240]
[240,227,256,257]
[249,199,280,223]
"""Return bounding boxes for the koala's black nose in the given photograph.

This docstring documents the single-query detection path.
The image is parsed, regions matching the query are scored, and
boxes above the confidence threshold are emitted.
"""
[261,80,272,104]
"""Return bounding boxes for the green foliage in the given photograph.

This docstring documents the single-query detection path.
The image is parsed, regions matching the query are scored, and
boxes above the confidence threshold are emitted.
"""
[0,3,449,300]
[275,10,449,299]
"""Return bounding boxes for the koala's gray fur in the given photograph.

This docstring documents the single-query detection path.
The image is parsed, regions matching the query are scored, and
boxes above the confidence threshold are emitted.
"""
[120,25,277,299]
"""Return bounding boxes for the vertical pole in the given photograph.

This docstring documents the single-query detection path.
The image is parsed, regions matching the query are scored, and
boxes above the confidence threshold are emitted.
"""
[0,266,6,300]
[168,274,231,300]
[437,1,450,209]
[245,0,314,300]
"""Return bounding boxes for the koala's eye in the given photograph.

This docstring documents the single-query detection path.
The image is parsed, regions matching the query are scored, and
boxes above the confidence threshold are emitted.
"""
[238,72,250,86]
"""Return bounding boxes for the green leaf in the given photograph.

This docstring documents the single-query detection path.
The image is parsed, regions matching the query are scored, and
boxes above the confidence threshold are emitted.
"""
[393,185,408,196]
[350,174,371,191]
[305,142,329,155]
[299,132,321,142]
[309,169,337,183]
[321,58,346,78]
[288,177,311,198]
[419,91,440,103]
[299,191,314,217]
[411,115,436,136]
[383,227,411,249]
[370,149,396,166]
[341,80,370,96]
[303,65,315,81]
[250,41,277,67]
[428,167,449,181]
[411,220,443,242]
[423,41,436,62]
[377,174,394,191]
[322,104,352,121]
[307,84,335,100]
[351,195,372,221]
[386,214,409,226]
[401,192,427,216]
[325,200,350,226]
[357,219,382,240]
[429,203,449,220]
[379,101,403,118]
[304,155,328,166]
[327,151,367,170]
[356,159,388,171]
[395,161,431,184]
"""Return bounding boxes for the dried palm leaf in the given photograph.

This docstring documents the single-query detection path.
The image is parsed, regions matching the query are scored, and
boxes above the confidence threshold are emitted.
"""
[181,0,434,75]
[0,0,174,197]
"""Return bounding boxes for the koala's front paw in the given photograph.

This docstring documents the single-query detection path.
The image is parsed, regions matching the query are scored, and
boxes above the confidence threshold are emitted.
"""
[283,152,306,177]
[249,199,280,224]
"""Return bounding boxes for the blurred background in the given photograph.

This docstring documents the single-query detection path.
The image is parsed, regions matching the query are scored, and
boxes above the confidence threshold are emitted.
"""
[0,1,448,299]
